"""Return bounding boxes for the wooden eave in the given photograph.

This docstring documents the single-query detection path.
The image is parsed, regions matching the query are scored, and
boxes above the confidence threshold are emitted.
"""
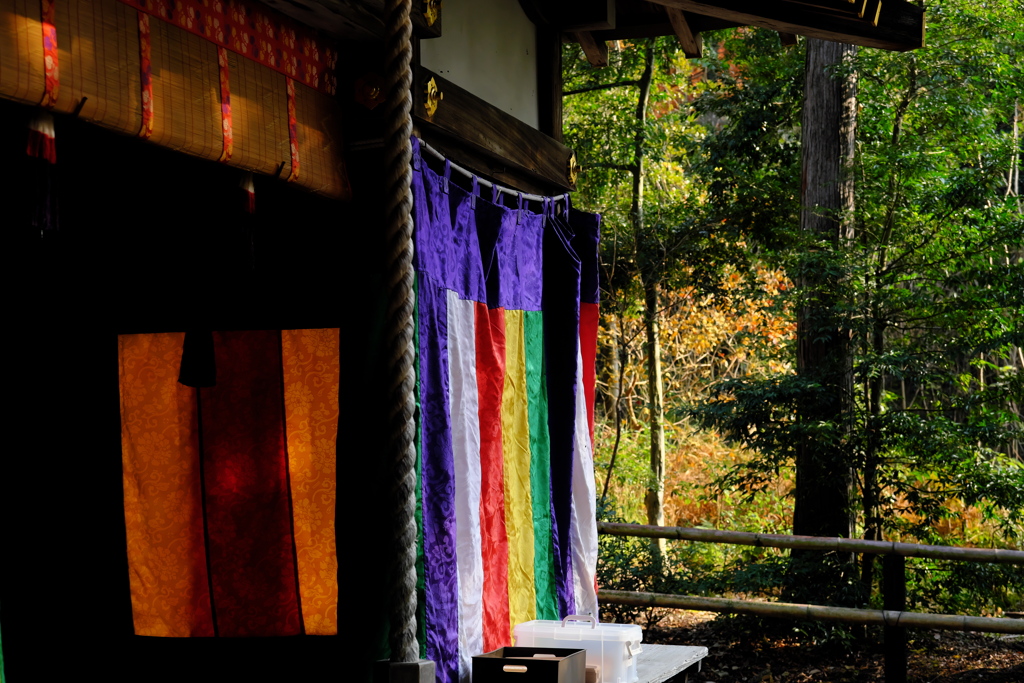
[413,66,578,194]
[652,0,924,52]
[252,0,922,193]
[546,0,925,61]
[588,12,741,41]
[257,0,441,41]
[262,1,924,56]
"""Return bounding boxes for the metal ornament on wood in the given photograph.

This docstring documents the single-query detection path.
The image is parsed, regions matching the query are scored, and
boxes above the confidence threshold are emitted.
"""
[567,152,580,185]
[424,76,443,119]
[424,0,441,27]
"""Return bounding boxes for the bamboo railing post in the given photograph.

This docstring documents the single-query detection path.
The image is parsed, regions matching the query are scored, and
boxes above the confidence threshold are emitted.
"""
[883,554,907,683]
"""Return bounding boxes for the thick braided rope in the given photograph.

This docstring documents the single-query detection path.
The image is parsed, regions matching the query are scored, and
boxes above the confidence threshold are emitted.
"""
[382,0,419,665]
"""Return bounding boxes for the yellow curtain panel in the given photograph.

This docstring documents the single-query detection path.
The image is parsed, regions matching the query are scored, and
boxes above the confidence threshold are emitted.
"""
[118,329,339,637]
[0,0,349,199]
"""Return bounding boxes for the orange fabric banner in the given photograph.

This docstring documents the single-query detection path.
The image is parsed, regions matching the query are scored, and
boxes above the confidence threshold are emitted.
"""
[118,330,339,637]
[119,333,214,637]
[281,329,339,635]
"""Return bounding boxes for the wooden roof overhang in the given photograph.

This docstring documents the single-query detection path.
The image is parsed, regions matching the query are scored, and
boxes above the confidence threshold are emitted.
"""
[524,0,925,64]
[264,1,924,52]
[258,0,442,42]
[255,1,924,193]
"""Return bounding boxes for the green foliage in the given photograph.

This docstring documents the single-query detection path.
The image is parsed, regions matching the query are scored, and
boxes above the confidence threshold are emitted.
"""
[594,426,658,523]
[687,0,1024,573]
[683,28,806,251]
[904,559,1024,615]
[582,0,1023,630]
[596,501,683,627]
[598,504,868,644]
[564,38,753,298]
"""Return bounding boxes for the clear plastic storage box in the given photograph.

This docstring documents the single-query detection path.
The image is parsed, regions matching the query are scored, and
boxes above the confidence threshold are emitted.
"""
[513,616,643,683]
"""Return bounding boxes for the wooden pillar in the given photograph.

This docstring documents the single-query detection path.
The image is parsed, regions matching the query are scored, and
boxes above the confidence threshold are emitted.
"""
[537,27,563,143]
[883,554,907,683]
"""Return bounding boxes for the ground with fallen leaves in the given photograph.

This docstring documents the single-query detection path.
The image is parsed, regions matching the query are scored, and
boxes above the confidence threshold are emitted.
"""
[641,611,1023,682]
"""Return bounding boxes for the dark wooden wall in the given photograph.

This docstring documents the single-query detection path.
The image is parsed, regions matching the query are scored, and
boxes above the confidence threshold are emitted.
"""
[0,98,389,681]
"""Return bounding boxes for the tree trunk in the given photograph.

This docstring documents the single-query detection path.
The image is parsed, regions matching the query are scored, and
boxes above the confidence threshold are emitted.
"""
[862,65,916,590]
[643,278,667,557]
[629,41,667,558]
[861,311,885,590]
[792,39,857,548]
[602,313,622,417]
[600,311,627,507]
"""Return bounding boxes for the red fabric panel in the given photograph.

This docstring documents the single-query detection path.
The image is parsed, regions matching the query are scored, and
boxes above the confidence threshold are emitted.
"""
[217,47,233,162]
[199,330,302,637]
[286,78,299,182]
[579,302,600,446]
[138,11,153,139]
[26,129,56,163]
[475,302,511,650]
[40,0,59,108]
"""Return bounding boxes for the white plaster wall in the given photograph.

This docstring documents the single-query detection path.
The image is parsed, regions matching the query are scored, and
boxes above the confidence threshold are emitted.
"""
[419,0,538,128]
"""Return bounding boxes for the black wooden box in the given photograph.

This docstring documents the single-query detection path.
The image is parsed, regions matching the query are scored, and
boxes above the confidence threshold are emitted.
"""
[472,647,586,683]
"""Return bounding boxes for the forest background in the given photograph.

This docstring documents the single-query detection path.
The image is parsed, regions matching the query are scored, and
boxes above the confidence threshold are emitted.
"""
[564,0,1023,631]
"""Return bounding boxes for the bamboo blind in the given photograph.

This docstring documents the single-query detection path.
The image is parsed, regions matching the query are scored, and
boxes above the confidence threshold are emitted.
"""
[51,0,140,134]
[0,0,46,105]
[148,15,221,161]
[227,49,288,178]
[0,0,349,199]
[294,77,346,198]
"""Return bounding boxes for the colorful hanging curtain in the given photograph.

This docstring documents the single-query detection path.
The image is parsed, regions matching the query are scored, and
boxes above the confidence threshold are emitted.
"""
[118,329,339,637]
[411,138,601,683]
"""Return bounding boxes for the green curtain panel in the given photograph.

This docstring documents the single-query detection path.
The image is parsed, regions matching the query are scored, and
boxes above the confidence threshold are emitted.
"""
[1,603,6,683]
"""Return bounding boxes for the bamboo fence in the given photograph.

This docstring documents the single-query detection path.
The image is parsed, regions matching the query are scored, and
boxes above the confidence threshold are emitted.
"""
[598,522,1024,564]
[599,590,1024,635]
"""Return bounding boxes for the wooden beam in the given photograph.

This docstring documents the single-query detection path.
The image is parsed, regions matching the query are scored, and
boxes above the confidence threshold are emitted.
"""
[796,0,880,24]
[261,0,441,41]
[790,0,865,13]
[537,27,564,142]
[519,0,616,31]
[574,31,610,67]
[778,31,799,46]
[588,11,742,42]
[647,0,924,51]
[864,0,882,26]
[666,9,703,58]
[413,66,577,192]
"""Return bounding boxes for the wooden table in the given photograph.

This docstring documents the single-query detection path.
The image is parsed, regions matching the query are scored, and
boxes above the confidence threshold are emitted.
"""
[635,644,709,683]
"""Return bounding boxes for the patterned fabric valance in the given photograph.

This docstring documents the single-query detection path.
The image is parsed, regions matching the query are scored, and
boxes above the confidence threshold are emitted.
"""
[119,0,338,95]
[0,0,349,199]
